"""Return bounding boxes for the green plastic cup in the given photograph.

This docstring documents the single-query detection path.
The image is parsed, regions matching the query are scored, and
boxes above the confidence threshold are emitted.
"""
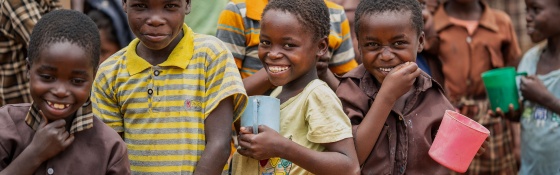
[481,67,527,113]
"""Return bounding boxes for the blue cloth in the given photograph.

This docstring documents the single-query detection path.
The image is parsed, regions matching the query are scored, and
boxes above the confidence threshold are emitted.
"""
[86,0,134,48]
[416,53,432,76]
[517,45,560,175]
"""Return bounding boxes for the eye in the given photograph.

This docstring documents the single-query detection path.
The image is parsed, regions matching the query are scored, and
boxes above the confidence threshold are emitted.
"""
[393,41,408,48]
[39,74,55,81]
[365,42,381,50]
[131,3,147,9]
[71,78,86,85]
[164,4,180,9]
[283,43,296,48]
[259,40,271,46]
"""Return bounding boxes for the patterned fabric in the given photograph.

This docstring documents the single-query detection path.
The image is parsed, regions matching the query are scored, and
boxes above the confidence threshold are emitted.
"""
[452,98,517,175]
[0,0,60,106]
[25,101,94,134]
[517,44,560,175]
[231,79,353,175]
[92,24,248,174]
[216,0,357,78]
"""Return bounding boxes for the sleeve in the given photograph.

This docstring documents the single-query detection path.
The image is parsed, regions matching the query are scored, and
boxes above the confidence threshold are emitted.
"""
[336,77,370,126]
[328,9,358,75]
[215,2,247,69]
[305,85,353,143]
[106,139,131,175]
[2,0,43,45]
[501,13,522,67]
[204,40,248,121]
[0,106,18,171]
[91,68,124,132]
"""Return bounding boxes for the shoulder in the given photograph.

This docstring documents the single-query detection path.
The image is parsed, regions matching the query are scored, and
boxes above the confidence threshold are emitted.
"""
[223,0,247,14]
[325,1,344,11]
[96,48,127,76]
[192,34,231,60]
[86,117,126,146]
[0,104,30,128]
[522,44,544,61]
[487,8,513,25]
[340,65,367,79]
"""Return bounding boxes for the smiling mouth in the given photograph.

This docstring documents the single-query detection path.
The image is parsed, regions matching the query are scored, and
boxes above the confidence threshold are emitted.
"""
[46,100,70,110]
[268,65,291,73]
[379,67,395,72]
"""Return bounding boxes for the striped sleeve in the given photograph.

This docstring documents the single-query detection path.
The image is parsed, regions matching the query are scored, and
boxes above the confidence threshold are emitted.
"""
[203,38,248,121]
[92,58,124,132]
[216,2,247,69]
[327,3,357,75]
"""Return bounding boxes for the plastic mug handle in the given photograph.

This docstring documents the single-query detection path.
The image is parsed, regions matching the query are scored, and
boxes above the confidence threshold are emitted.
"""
[517,72,528,76]
[252,98,259,134]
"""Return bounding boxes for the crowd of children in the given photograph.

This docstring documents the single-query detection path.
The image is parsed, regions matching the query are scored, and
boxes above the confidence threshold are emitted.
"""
[1,0,559,174]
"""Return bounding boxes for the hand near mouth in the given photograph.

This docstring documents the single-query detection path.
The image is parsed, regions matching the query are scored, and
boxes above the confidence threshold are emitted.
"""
[28,110,75,162]
[379,62,422,103]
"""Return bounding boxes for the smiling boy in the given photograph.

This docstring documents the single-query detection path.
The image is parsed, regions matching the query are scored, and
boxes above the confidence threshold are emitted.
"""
[92,0,247,174]
[336,0,455,174]
[0,10,130,175]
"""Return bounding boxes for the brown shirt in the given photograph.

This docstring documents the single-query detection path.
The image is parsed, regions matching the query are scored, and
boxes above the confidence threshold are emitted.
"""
[425,1,521,102]
[337,65,455,175]
[0,104,130,175]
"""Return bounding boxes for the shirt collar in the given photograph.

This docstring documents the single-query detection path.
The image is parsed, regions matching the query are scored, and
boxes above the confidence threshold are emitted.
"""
[433,1,499,33]
[125,23,195,75]
[246,0,268,21]
[25,100,94,134]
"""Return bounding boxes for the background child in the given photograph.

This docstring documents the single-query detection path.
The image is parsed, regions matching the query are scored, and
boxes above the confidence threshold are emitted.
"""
[216,0,358,94]
[336,0,455,174]
[231,0,359,174]
[425,0,522,173]
[91,0,248,174]
[0,10,129,174]
[498,0,560,174]
[87,9,121,64]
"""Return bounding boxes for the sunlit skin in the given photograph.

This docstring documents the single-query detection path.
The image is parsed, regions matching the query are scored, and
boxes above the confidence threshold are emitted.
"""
[258,9,328,99]
[28,42,94,124]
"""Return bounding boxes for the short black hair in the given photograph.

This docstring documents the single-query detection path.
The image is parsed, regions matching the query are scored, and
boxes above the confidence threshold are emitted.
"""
[28,10,100,69]
[88,9,119,47]
[263,0,330,41]
[355,0,423,37]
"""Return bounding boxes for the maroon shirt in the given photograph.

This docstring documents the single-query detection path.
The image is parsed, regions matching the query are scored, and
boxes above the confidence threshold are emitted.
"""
[337,65,454,175]
[0,104,130,175]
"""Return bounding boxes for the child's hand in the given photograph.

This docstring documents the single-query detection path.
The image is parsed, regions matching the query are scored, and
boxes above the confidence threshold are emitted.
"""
[316,53,330,78]
[520,76,552,105]
[487,101,523,121]
[476,139,489,156]
[29,110,75,162]
[237,125,288,160]
[379,62,422,102]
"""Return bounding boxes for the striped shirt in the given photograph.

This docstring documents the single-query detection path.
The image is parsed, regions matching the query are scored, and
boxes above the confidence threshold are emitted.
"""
[92,24,248,174]
[0,0,60,106]
[216,0,358,78]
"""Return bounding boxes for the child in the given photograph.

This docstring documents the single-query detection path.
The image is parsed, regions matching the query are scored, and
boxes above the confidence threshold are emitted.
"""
[499,0,560,174]
[336,0,455,174]
[426,0,522,174]
[88,9,121,64]
[231,0,360,174]
[216,0,358,94]
[91,0,248,174]
[0,10,130,174]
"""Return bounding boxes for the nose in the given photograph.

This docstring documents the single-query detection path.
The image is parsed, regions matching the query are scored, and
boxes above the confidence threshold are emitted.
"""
[378,47,395,62]
[146,11,165,27]
[267,50,282,60]
[51,83,70,98]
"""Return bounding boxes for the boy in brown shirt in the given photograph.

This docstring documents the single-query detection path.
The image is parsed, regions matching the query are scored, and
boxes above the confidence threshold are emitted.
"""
[336,0,455,174]
[0,10,130,175]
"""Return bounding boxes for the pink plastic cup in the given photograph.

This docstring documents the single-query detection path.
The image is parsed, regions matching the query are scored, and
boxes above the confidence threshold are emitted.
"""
[429,110,490,173]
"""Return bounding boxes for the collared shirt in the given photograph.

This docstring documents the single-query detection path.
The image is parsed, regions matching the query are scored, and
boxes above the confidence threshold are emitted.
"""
[337,65,454,175]
[93,24,248,174]
[486,0,534,51]
[216,0,358,78]
[25,101,94,134]
[426,1,521,103]
[0,0,60,106]
[0,103,130,175]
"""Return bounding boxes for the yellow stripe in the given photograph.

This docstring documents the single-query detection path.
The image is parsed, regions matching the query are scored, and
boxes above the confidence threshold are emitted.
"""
[128,144,204,151]
[131,165,195,173]
[125,122,204,130]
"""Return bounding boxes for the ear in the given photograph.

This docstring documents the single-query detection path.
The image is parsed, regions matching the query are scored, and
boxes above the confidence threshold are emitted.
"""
[417,31,425,53]
[185,0,192,15]
[122,0,127,13]
[316,36,329,58]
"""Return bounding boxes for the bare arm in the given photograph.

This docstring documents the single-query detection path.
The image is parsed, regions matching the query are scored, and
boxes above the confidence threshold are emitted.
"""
[521,76,560,114]
[243,69,275,96]
[237,126,359,175]
[319,68,341,92]
[193,97,234,175]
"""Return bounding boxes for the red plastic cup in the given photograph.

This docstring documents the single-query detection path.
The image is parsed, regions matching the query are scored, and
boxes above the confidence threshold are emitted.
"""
[429,110,490,173]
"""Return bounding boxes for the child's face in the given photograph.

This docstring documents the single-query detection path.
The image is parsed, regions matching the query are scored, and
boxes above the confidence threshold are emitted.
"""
[258,10,327,87]
[29,42,94,122]
[99,29,120,64]
[357,11,424,83]
[123,0,190,50]
[525,0,560,43]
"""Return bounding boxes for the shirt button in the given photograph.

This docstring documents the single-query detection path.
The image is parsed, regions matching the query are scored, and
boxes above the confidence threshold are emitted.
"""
[466,79,472,86]
[466,36,472,43]
[47,168,54,175]
[148,89,153,95]
[154,70,160,76]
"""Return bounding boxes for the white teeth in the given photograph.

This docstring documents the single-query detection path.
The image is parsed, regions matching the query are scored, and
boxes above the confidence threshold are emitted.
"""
[379,67,394,72]
[47,101,70,110]
[269,66,289,73]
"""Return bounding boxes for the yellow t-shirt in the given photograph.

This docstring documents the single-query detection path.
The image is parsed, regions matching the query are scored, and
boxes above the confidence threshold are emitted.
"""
[92,24,248,174]
[232,79,352,175]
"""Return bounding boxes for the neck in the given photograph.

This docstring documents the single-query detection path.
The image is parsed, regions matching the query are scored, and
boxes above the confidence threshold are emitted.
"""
[137,32,184,65]
[280,68,318,100]
[445,1,482,20]
[545,36,560,58]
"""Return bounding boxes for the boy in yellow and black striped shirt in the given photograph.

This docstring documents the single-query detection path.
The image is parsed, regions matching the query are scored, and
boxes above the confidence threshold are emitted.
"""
[91,0,248,174]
